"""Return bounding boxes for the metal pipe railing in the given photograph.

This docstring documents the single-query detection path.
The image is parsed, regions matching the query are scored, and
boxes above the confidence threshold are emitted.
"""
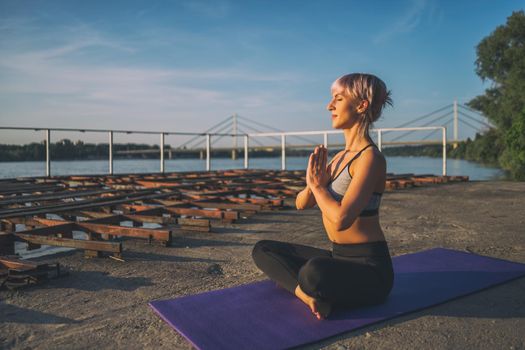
[108,131,114,175]
[206,134,211,171]
[244,135,249,169]
[45,129,50,177]
[1,125,448,176]
[160,133,165,173]
[247,126,447,174]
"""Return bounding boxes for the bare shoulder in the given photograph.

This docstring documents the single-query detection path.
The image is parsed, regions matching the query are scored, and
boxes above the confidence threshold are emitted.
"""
[352,146,386,173]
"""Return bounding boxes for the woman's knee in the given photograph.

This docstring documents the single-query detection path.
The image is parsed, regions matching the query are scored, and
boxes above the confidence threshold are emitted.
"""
[252,240,275,261]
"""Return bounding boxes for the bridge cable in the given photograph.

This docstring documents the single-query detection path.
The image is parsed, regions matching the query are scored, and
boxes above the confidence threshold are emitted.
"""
[201,123,234,147]
[390,104,453,130]
[184,124,232,149]
[236,115,319,145]
[236,120,282,143]
[458,104,487,117]
[420,119,452,141]
[457,111,493,129]
[236,128,265,147]
[390,112,453,142]
[208,126,235,146]
[177,116,233,149]
[185,122,233,149]
[457,117,483,132]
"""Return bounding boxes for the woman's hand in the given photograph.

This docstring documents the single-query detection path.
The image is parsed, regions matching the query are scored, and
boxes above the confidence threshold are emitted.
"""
[306,145,331,190]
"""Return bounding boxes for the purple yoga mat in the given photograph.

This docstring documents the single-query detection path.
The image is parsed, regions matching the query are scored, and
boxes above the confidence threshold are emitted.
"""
[149,248,525,350]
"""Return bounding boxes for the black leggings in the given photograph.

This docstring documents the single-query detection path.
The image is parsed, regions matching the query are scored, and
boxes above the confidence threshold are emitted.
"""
[252,240,394,307]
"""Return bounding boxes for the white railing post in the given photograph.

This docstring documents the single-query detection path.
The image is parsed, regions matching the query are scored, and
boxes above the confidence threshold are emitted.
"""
[244,135,249,169]
[206,134,211,171]
[108,131,113,175]
[281,134,286,170]
[377,129,382,151]
[45,129,51,177]
[160,132,165,173]
[323,132,328,148]
[442,127,447,176]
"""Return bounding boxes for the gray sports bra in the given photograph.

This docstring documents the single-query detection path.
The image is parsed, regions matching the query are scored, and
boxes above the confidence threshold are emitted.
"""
[327,144,382,217]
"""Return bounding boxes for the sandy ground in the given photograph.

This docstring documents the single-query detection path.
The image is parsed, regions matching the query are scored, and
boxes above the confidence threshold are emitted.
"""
[1,180,524,350]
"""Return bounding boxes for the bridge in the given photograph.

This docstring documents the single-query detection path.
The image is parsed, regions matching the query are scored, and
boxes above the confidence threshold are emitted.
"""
[115,100,492,158]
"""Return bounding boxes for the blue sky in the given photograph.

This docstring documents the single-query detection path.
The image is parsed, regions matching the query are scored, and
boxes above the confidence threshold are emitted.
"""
[0,0,523,145]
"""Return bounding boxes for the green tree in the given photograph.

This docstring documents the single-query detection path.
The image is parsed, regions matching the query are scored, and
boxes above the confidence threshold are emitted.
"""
[469,10,525,179]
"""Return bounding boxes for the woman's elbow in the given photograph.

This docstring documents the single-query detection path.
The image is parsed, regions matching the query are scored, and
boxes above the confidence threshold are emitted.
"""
[333,215,354,231]
[296,200,309,210]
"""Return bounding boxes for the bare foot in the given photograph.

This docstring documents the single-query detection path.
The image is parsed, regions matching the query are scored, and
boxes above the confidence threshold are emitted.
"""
[295,285,331,319]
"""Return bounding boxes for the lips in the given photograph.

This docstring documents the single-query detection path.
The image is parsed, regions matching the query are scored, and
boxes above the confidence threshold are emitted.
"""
[331,115,337,119]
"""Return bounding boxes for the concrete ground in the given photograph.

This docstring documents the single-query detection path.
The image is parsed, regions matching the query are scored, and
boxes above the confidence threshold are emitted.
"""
[1,181,524,349]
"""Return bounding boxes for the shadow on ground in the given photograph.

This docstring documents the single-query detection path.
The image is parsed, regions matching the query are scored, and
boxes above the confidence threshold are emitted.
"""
[0,303,80,324]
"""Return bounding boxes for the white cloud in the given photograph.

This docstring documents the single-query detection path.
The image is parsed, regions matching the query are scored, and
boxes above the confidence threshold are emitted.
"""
[373,0,429,44]
[0,29,318,144]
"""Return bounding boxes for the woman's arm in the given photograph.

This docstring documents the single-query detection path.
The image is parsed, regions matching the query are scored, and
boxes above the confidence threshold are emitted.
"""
[309,147,384,231]
[296,186,317,210]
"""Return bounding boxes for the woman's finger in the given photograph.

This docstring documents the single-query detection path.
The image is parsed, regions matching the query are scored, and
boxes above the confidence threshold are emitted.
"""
[316,146,324,171]
[312,149,319,172]
[321,147,327,169]
[308,153,315,175]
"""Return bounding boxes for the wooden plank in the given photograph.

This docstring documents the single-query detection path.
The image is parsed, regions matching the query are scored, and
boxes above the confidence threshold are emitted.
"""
[165,207,223,219]
[15,233,122,253]
[190,201,262,212]
[177,217,210,228]
[16,223,76,236]
[77,222,171,242]
[123,214,177,225]
[0,188,118,206]
[0,256,40,270]
[0,190,172,219]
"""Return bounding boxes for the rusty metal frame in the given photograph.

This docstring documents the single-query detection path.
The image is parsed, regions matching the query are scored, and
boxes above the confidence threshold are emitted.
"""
[0,170,468,264]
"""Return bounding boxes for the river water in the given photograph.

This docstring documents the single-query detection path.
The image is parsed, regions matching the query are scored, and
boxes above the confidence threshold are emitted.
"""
[0,156,505,181]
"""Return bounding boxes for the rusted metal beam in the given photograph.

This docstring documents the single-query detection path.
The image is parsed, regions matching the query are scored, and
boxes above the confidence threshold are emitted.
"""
[0,256,45,270]
[0,188,118,206]
[124,203,239,222]
[164,207,223,219]
[191,201,262,212]
[0,190,175,219]
[77,222,172,244]
[16,222,76,236]
[0,255,65,290]
[123,214,177,225]
[15,233,122,253]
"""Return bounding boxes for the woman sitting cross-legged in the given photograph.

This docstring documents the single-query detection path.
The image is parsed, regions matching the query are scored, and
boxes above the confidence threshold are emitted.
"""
[252,73,394,319]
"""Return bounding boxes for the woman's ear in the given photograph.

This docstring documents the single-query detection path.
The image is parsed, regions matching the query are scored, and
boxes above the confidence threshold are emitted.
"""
[356,99,369,114]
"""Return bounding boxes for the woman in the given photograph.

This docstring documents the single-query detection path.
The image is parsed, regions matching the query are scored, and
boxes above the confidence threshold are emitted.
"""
[252,73,394,319]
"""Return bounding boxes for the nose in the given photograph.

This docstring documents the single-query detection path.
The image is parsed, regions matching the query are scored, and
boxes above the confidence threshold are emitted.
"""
[326,99,334,111]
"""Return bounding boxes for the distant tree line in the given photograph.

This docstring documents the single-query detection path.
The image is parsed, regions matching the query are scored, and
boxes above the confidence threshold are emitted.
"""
[0,139,321,161]
[0,139,162,161]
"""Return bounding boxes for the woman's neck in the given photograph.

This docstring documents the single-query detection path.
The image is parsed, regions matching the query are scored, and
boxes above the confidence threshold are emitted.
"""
[343,125,370,151]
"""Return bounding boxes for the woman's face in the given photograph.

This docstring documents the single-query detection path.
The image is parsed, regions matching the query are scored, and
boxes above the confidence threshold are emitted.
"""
[326,88,359,129]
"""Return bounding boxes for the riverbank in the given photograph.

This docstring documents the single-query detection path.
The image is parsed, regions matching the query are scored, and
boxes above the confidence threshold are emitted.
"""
[1,181,524,349]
